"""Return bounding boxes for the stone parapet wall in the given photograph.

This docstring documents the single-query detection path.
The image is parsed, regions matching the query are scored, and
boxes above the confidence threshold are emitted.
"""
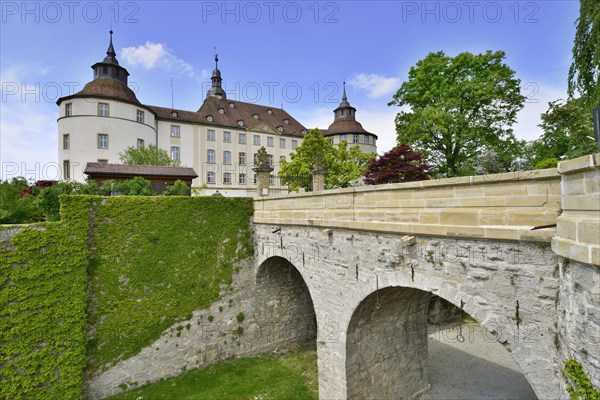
[552,153,600,266]
[255,168,560,242]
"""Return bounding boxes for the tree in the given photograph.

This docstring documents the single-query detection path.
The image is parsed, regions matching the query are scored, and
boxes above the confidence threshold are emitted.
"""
[164,180,190,196]
[389,50,526,176]
[0,178,43,224]
[119,144,180,166]
[364,144,431,185]
[527,98,596,167]
[568,0,600,109]
[279,129,375,191]
[101,177,155,196]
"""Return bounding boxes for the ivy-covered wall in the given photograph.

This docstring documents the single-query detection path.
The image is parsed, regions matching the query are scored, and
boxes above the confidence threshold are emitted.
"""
[85,196,253,374]
[0,196,254,399]
[0,197,94,399]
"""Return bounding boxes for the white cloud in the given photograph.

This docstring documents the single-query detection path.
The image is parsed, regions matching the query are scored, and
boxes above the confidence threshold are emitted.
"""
[120,42,196,78]
[348,73,401,99]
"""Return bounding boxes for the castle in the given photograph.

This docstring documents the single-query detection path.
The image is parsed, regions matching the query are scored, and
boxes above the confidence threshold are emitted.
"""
[57,32,377,196]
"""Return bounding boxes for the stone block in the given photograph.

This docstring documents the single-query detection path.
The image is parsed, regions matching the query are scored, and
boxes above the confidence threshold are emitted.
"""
[479,210,507,226]
[439,209,478,226]
[484,183,527,197]
[562,194,600,211]
[578,220,600,245]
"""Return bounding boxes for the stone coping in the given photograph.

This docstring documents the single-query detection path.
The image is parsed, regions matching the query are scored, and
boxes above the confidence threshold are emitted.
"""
[558,153,600,174]
[552,236,599,266]
[252,217,556,243]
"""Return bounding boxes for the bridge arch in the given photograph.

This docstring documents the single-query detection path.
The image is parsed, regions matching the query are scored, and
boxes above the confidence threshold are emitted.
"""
[253,256,318,352]
[345,284,538,399]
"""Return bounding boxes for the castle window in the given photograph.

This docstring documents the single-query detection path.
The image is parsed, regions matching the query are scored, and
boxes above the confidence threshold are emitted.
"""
[237,120,244,127]
[280,138,286,148]
[65,103,72,116]
[277,126,283,132]
[98,103,109,117]
[239,133,246,144]
[268,154,273,167]
[330,138,334,144]
[301,129,307,134]
[207,149,215,164]
[253,174,257,184]
[340,134,347,142]
[269,174,274,184]
[253,114,259,120]
[267,136,274,147]
[292,139,298,149]
[98,134,109,149]
[223,151,231,165]
[97,159,108,164]
[170,125,180,137]
[283,119,289,125]
[223,131,231,143]
[207,171,215,184]
[364,135,370,144]
[207,115,214,122]
[353,134,359,143]
[253,135,260,146]
[207,129,216,141]
[267,109,272,115]
[103,66,108,74]
[63,134,70,150]
[223,173,231,185]
[171,146,180,161]
[63,160,70,180]
[280,155,286,162]
[218,108,224,114]
[229,102,235,108]
[239,173,246,184]
[171,111,178,117]
[137,138,144,149]
[136,110,144,123]
[239,152,246,165]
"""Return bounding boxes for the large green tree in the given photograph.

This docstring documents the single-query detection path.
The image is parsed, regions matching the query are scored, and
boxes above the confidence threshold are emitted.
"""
[119,144,180,166]
[527,98,597,168]
[568,0,600,109]
[389,50,526,176]
[279,129,374,191]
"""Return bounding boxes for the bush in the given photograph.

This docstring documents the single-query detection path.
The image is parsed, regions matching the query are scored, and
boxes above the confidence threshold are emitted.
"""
[535,158,559,169]
[101,177,155,196]
[0,178,44,224]
[164,180,190,196]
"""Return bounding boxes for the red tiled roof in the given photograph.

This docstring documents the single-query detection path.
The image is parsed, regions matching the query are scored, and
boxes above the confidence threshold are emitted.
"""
[60,77,142,105]
[150,97,307,137]
[84,163,198,178]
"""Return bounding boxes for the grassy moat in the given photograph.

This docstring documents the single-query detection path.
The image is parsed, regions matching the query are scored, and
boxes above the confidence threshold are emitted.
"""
[107,342,318,400]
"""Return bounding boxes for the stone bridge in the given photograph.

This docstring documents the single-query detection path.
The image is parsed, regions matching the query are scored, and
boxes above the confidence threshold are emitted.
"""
[89,154,599,400]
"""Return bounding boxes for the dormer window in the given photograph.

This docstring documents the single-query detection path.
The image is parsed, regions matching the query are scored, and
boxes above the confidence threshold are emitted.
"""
[253,114,259,120]
[207,115,214,122]
[218,108,225,114]
[237,120,244,127]
[301,129,307,134]
[277,126,283,132]
[171,111,178,117]
[283,119,289,125]
[267,109,272,115]
[229,102,235,108]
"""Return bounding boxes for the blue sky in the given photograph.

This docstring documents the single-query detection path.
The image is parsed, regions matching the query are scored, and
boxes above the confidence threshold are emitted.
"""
[1,1,580,180]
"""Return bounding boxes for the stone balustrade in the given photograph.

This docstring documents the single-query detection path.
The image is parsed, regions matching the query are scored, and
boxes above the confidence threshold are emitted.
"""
[254,168,561,243]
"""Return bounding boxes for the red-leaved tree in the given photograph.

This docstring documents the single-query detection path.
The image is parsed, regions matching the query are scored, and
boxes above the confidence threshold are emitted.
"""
[364,144,431,185]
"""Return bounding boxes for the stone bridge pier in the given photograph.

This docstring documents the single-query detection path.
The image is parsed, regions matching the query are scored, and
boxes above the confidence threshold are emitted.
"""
[254,225,561,399]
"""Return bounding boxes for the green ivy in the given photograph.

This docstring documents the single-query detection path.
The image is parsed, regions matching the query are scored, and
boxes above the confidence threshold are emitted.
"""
[0,195,254,397]
[0,196,95,399]
[84,196,253,373]
[563,359,600,400]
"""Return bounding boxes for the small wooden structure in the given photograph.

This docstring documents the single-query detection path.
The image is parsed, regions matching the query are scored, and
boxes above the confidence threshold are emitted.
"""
[84,163,198,194]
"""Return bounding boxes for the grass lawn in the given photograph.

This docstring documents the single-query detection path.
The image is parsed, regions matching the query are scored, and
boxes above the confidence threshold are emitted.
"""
[106,342,318,400]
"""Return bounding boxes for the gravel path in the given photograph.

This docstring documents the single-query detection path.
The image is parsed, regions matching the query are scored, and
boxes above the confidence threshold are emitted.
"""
[427,322,538,400]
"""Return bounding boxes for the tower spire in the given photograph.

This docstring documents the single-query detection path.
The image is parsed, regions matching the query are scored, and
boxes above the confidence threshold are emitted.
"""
[103,30,119,65]
[342,81,347,101]
[207,51,226,99]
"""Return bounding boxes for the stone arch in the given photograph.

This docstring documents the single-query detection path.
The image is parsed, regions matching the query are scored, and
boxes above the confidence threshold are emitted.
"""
[345,285,539,400]
[253,256,317,353]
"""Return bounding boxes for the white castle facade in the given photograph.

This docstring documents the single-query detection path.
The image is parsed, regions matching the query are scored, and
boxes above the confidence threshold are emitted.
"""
[57,32,377,196]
